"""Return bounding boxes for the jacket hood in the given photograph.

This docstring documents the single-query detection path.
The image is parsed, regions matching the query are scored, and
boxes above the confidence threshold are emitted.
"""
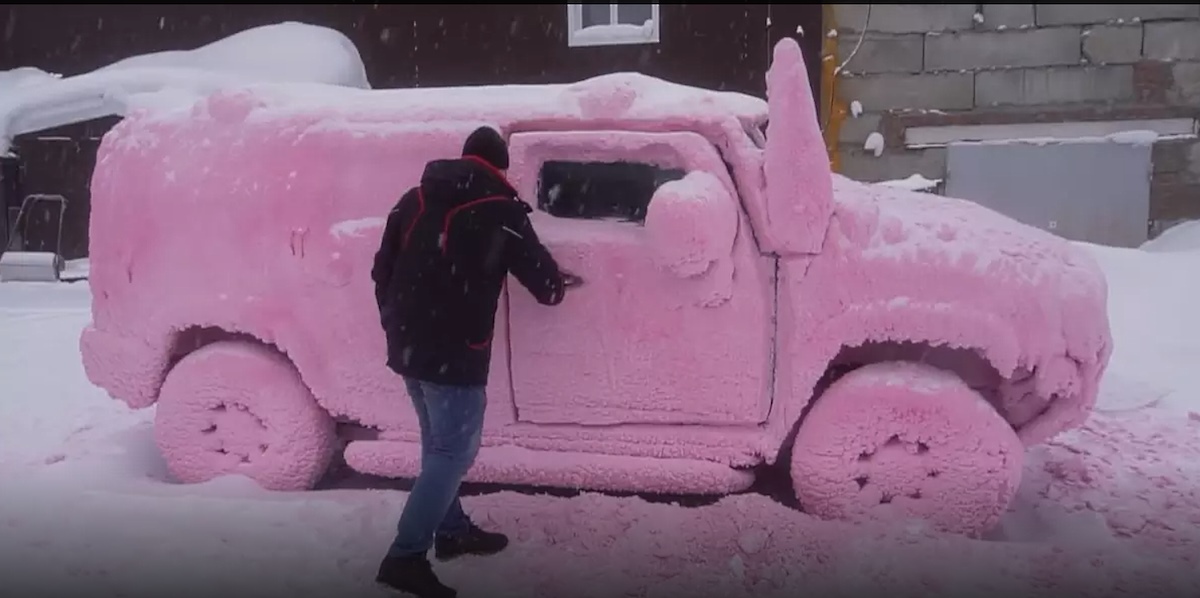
[419,157,517,209]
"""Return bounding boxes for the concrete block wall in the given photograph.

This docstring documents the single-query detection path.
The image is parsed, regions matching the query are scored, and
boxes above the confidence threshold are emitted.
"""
[831,3,1200,237]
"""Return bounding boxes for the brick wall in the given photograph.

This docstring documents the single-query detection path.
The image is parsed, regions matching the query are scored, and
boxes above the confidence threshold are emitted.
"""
[831,4,1200,236]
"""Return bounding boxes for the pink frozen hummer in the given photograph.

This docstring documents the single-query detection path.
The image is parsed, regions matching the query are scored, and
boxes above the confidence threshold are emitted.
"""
[80,39,1110,536]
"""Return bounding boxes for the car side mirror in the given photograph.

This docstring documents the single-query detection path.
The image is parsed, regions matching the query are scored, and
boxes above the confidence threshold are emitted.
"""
[644,171,737,278]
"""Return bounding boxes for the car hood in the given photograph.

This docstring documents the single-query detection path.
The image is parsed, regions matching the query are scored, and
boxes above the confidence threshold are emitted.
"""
[805,175,1112,442]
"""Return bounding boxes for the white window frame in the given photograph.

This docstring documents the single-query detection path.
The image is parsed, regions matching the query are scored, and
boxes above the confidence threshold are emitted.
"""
[566,3,661,48]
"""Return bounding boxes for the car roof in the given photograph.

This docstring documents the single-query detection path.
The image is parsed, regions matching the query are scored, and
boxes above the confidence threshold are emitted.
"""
[139,71,769,136]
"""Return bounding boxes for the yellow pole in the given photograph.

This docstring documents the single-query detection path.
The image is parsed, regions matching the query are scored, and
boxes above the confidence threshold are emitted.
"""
[819,4,846,173]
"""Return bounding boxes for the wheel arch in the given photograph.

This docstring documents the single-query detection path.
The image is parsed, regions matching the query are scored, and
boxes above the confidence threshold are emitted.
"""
[770,337,1007,466]
[82,321,305,412]
[165,324,289,376]
[153,322,320,412]
[770,304,1082,464]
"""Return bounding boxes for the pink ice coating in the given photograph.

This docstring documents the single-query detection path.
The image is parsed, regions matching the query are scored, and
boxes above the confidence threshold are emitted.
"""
[79,38,1111,537]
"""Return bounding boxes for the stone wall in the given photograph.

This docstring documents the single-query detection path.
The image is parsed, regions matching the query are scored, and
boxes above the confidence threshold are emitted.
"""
[831,4,1200,236]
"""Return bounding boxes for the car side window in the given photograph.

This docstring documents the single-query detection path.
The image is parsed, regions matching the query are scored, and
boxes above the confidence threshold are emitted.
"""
[536,160,686,224]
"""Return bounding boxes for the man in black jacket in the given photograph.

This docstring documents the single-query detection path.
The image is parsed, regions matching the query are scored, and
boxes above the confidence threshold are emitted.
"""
[371,126,579,598]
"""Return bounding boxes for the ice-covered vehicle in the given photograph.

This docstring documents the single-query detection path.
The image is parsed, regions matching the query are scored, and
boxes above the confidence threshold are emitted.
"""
[80,39,1110,536]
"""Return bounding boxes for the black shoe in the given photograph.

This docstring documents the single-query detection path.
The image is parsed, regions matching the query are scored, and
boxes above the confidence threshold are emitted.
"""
[375,554,457,598]
[434,523,509,561]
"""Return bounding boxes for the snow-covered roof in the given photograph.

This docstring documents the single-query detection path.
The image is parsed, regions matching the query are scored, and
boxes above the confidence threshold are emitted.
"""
[138,72,769,143]
[0,67,61,91]
[94,21,369,88]
[3,20,769,155]
[0,22,369,154]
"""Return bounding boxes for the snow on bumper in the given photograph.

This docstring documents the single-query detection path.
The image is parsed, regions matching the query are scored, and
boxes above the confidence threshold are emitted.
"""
[79,325,171,409]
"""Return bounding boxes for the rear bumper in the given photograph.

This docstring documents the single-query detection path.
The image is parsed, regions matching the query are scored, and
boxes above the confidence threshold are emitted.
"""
[80,325,168,409]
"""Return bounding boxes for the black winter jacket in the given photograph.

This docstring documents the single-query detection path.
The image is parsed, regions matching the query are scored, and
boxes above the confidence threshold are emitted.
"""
[371,157,566,387]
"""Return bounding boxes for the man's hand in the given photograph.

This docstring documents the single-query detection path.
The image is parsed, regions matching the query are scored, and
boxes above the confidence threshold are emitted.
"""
[562,271,585,289]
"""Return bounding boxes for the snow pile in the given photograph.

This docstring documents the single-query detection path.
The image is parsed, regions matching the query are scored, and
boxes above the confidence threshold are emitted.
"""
[878,174,942,192]
[1086,241,1200,416]
[1141,219,1200,253]
[863,131,884,156]
[0,22,368,153]
[0,67,61,91]
[97,21,368,89]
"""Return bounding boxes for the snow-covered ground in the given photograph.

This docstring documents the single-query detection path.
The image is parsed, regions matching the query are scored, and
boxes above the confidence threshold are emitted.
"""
[1,237,1199,597]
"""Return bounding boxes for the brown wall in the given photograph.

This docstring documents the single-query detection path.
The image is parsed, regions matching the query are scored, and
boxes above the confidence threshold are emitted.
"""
[1,4,823,259]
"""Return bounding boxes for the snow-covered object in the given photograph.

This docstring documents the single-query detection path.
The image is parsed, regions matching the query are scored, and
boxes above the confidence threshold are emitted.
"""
[79,38,1112,537]
[879,174,943,192]
[153,341,336,490]
[0,67,62,91]
[97,22,368,89]
[0,23,367,153]
[764,38,833,254]
[863,131,885,157]
[792,362,1024,535]
[644,171,738,278]
[1141,220,1200,253]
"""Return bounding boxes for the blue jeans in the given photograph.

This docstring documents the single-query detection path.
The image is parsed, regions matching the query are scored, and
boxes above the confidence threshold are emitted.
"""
[388,377,487,558]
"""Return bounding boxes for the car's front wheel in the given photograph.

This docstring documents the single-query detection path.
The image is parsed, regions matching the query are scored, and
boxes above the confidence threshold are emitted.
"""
[154,340,336,491]
[789,361,1024,536]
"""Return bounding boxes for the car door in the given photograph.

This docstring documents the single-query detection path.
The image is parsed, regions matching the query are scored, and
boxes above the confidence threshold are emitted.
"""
[289,121,516,432]
[504,130,775,426]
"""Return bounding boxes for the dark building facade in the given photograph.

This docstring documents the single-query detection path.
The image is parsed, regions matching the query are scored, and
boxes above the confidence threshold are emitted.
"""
[0,3,823,259]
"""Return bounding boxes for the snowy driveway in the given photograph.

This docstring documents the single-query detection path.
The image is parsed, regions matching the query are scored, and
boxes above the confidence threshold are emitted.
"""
[1,245,1199,597]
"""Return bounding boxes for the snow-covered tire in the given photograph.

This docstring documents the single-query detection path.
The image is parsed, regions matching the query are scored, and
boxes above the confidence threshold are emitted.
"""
[790,361,1024,536]
[154,340,336,491]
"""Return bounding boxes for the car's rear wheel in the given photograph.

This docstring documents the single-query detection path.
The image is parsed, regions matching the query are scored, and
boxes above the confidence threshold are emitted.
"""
[789,361,1024,536]
[154,340,336,491]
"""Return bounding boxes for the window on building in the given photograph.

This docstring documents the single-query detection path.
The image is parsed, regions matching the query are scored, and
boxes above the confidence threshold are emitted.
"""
[536,160,685,223]
[566,3,661,48]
